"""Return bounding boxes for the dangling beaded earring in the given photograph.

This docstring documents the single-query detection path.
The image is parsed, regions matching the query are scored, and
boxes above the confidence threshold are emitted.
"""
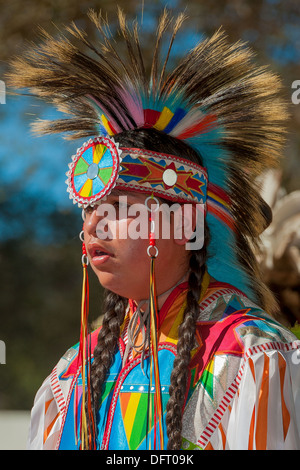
[75,219,97,450]
[145,195,164,450]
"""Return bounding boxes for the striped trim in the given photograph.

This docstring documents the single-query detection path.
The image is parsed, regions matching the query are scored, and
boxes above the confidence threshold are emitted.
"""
[199,287,247,316]
[55,368,81,450]
[50,367,67,416]
[196,340,300,449]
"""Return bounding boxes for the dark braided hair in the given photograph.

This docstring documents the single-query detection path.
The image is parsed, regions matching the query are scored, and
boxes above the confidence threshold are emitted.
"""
[88,128,209,450]
[90,291,127,408]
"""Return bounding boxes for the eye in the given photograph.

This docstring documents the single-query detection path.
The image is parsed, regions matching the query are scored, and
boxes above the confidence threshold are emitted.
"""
[113,201,129,209]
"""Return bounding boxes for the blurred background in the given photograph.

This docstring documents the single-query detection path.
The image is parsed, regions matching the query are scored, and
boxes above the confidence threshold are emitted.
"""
[0,0,299,449]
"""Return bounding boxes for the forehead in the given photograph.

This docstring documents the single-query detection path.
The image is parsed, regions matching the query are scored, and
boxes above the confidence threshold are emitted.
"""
[86,189,148,208]
[108,189,149,203]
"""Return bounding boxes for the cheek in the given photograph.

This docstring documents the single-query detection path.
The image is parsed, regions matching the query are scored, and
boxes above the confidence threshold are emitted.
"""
[102,217,139,240]
[120,238,150,265]
[83,225,89,245]
[116,218,132,239]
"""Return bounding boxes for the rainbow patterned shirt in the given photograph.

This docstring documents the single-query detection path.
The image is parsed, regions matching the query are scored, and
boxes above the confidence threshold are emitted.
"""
[27,280,300,450]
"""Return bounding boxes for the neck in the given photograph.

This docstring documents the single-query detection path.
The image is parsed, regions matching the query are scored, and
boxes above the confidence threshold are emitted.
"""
[134,271,190,313]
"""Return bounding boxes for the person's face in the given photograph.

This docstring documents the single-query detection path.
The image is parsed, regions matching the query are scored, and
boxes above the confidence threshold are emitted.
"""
[83,190,191,302]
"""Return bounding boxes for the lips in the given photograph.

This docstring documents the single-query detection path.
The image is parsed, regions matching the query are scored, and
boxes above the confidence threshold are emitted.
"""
[87,243,114,265]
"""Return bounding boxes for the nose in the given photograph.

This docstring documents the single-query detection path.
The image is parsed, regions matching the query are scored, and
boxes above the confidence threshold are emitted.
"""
[84,204,114,241]
[84,207,100,238]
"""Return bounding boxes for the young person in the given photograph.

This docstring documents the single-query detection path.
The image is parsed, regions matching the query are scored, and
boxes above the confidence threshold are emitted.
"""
[8,10,300,450]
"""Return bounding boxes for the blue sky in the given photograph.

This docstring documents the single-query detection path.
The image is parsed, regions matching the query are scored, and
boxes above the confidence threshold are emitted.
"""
[0,95,75,208]
[0,94,81,242]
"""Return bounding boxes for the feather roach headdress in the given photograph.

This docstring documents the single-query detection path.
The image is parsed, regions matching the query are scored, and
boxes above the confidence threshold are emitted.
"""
[7,8,288,449]
[7,8,287,308]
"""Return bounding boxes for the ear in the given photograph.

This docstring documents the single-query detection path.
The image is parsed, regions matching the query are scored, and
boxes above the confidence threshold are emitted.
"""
[173,204,198,246]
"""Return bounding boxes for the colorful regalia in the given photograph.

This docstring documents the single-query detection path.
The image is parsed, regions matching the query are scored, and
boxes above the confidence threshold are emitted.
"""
[28,278,300,450]
[7,9,300,450]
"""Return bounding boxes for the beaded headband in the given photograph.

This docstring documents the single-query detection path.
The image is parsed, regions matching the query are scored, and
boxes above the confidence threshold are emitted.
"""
[66,136,208,207]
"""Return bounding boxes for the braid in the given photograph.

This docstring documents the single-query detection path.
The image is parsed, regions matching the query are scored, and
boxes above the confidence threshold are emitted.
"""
[90,290,127,409]
[166,237,208,450]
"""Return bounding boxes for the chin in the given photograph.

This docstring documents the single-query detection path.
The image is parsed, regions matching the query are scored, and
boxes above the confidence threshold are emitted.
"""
[94,273,125,298]
[101,277,148,301]
[95,272,118,290]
